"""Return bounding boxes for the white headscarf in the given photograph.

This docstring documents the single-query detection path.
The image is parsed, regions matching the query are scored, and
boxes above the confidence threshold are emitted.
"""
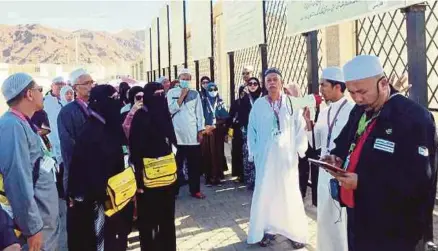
[60,85,74,105]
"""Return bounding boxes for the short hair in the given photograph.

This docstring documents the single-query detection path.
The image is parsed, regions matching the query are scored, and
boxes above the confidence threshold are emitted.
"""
[7,81,35,107]
[326,79,346,93]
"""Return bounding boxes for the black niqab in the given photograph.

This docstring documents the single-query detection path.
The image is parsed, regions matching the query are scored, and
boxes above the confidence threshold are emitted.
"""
[128,86,144,106]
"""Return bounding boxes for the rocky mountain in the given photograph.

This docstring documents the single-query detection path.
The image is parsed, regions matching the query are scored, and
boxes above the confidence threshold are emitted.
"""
[0,24,145,65]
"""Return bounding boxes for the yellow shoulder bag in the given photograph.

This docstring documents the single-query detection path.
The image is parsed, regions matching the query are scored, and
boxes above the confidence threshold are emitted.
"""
[0,174,21,237]
[142,153,177,188]
[105,167,137,217]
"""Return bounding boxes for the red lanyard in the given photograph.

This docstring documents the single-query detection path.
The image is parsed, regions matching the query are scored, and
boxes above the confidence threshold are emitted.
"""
[10,109,38,133]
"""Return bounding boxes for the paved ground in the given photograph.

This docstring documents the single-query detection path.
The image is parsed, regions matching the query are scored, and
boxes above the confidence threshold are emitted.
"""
[126,176,318,251]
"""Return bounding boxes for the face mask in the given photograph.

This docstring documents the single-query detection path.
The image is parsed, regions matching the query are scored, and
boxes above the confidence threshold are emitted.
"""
[208,91,218,97]
[179,80,190,89]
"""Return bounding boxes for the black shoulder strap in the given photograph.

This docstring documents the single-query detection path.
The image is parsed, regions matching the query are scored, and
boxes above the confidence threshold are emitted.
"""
[33,157,42,188]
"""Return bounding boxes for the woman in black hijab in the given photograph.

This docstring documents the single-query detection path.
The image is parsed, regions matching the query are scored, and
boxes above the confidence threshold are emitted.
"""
[239,77,263,190]
[129,82,177,251]
[121,86,144,121]
[119,82,130,108]
[227,85,246,183]
[67,85,132,251]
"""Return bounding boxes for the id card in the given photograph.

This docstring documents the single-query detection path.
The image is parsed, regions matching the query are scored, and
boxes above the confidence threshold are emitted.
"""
[40,155,56,174]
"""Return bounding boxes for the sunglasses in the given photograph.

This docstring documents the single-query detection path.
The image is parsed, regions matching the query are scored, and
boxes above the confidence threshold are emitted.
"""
[135,94,143,101]
[208,88,218,91]
[247,81,258,86]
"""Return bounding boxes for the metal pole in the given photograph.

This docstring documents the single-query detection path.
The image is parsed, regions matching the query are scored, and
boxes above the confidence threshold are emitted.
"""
[228,52,235,101]
[167,4,171,80]
[403,4,428,107]
[260,43,268,87]
[195,60,200,91]
[174,65,178,79]
[157,17,161,76]
[149,28,153,73]
[210,0,215,82]
[304,31,319,94]
[183,0,188,68]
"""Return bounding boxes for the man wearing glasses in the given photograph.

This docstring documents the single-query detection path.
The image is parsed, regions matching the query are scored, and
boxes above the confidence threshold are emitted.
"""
[0,73,60,251]
[235,65,253,99]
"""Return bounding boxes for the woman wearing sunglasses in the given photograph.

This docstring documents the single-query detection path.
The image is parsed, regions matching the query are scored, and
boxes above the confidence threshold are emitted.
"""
[239,77,263,190]
[201,82,229,187]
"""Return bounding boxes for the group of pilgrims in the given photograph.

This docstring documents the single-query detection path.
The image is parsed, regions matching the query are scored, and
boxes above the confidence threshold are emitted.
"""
[0,54,437,251]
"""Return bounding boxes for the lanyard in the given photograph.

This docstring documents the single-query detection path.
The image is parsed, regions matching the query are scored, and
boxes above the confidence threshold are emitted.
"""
[206,97,217,114]
[10,109,38,134]
[326,99,348,149]
[267,96,282,131]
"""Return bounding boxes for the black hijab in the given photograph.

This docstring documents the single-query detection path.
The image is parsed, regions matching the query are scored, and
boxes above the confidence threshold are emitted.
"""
[128,86,143,106]
[89,85,125,143]
[143,82,167,116]
[119,82,130,107]
[247,77,262,100]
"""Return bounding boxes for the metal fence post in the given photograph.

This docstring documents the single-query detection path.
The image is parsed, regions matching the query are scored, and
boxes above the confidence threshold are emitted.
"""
[195,60,200,91]
[304,31,319,94]
[228,51,235,101]
[183,0,188,68]
[403,4,428,107]
[167,4,171,81]
[174,65,178,79]
[260,43,268,85]
[209,57,215,82]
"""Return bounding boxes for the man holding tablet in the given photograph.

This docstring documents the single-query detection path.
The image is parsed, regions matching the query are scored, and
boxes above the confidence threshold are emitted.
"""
[322,55,437,251]
[304,67,354,251]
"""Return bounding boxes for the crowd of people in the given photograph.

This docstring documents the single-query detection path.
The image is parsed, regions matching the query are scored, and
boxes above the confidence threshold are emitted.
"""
[0,54,437,251]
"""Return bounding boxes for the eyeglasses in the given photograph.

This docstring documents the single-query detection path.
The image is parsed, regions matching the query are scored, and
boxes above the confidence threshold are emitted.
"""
[247,81,258,87]
[208,88,218,92]
[54,82,66,85]
[77,80,94,86]
[31,86,43,93]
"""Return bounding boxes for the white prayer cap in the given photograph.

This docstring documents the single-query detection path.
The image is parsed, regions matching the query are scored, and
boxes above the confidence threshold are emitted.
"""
[52,76,65,83]
[243,65,254,72]
[1,72,34,102]
[69,68,89,85]
[157,76,168,84]
[343,55,384,82]
[178,68,191,77]
[321,67,344,83]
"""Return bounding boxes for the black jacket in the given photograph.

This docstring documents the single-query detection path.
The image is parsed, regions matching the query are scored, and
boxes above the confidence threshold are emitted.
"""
[331,91,438,251]
[129,107,177,189]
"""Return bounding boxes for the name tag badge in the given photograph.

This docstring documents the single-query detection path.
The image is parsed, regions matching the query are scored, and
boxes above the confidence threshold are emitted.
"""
[40,156,56,174]
[418,146,429,157]
[374,138,395,153]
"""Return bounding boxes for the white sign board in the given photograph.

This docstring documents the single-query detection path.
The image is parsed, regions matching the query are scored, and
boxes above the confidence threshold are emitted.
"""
[144,28,151,72]
[223,0,264,52]
[189,0,212,60]
[287,0,423,36]
[151,18,159,70]
[170,0,185,65]
[160,5,170,68]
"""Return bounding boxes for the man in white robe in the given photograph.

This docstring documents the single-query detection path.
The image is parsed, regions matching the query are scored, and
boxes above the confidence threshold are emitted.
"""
[246,67,309,249]
[304,67,354,251]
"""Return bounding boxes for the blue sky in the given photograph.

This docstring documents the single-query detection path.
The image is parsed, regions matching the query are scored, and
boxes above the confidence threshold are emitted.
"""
[0,1,166,32]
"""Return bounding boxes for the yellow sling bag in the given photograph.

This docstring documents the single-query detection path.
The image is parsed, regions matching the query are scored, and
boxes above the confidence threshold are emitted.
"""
[105,167,137,217]
[142,153,177,188]
[0,175,21,237]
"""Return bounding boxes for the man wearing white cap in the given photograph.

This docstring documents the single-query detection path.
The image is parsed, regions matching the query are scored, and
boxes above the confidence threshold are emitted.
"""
[323,55,437,251]
[0,73,60,251]
[167,68,206,199]
[303,67,353,251]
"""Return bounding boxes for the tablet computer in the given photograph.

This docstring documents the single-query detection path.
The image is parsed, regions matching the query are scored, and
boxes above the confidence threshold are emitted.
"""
[308,158,347,176]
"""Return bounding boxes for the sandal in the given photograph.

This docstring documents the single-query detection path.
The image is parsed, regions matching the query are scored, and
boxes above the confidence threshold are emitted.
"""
[259,234,275,247]
[191,192,206,199]
[290,240,305,250]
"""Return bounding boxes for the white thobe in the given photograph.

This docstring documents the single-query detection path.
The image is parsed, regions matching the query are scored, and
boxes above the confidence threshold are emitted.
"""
[44,94,63,163]
[307,97,354,251]
[247,94,309,244]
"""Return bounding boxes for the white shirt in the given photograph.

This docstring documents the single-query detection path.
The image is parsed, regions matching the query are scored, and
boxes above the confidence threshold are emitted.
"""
[43,94,63,163]
[307,96,354,156]
[167,87,205,145]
